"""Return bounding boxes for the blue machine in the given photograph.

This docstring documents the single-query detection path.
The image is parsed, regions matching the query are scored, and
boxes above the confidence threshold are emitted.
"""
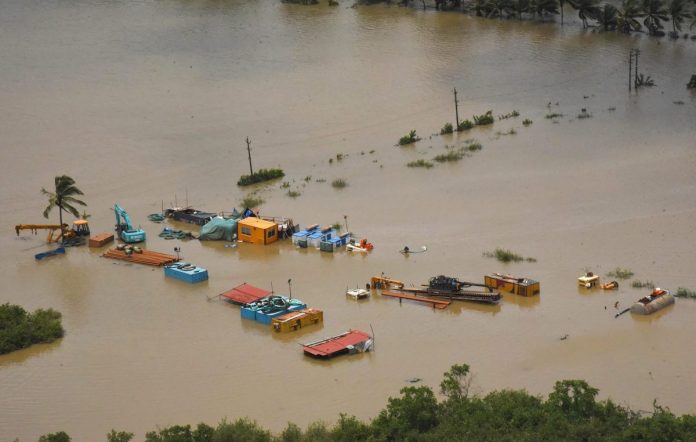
[114,204,146,243]
[164,262,208,283]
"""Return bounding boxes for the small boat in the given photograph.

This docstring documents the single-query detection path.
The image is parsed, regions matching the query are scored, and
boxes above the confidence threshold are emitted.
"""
[630,288,675,315]
[346,288,370,300]
[347,238,373,253]
[400,245,427,254]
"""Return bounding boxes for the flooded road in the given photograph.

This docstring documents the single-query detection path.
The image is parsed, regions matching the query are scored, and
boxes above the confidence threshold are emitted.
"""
[1,0,695,439]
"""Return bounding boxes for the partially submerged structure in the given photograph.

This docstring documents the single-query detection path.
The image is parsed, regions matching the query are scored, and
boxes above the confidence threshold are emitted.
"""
[241,295,306,324]
[302,330,373,359]
[272,308,323,333]
[485,273,540,297]
[219,283,272,306]
[237,217,278,245]
[164,262,208,283]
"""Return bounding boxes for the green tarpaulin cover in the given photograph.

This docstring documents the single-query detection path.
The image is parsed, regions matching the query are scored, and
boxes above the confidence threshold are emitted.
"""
[199,217,238,241]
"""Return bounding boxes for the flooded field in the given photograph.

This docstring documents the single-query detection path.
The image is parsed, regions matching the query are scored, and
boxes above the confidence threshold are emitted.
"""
[1,0,695,439]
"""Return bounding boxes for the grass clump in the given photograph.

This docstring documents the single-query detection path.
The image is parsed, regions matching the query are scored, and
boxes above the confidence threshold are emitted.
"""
[522,119,533,126]
[675,287,696,299]
[482,248,528,263]
[237,168,284,186]
[632,280,655,289]
[240,195,264,208]
[465,142,483,151]
[606,267,634,279]
[433,149,466,163]
[331,178,348,189]
[545,113,564,120]
[473,110,495,126]
[457,120,474,131]
[398,130,421,146]
[0,303,64,355]
[407,159,434,169]
[440,123,454,135]
[498,110,520,120]
[286,190,301,198]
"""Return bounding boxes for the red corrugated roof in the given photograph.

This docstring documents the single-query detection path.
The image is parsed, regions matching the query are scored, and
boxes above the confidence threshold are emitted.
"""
[220,283,271,305]
[303,330,371,357]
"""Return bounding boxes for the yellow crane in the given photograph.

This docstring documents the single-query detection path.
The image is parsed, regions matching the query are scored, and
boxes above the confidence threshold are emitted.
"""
[15,222,86,243]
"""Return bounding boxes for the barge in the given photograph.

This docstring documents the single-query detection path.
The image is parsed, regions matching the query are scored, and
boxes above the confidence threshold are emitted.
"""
[631,288,675,315]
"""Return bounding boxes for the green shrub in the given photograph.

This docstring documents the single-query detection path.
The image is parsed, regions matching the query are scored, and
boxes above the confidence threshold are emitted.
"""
[440,123,454,135]
[675,287,696,299]
[433,150,466,163]
[466,142,482,151]
[606,267,634,279]
[482,248,528,263]
[545,113,564,119]
[0,303,64,355]
[38,432,71,442]
[631,280,655,289]
[407,159,434,169]
[457,120,474,131]
[522,119,533,126]
[240,195,264,208]
[398,130,420,146]
[286,190,301,198]
[237,168,285,186]
[331,179,348,188]
[473,110,494,126]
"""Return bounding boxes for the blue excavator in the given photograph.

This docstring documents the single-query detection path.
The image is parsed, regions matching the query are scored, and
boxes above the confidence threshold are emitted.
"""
[114,204,146,243]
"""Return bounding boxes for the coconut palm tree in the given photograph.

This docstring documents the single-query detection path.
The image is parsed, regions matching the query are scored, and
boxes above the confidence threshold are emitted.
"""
[568,0,601,27]
[667,0,691,32]
[42,175,86,242]
[486,0,511,17]
[642,0,669,34]
[617,0,643,32]
[508,0,531,18]
[597,3,619,29]
[531,0,560,18]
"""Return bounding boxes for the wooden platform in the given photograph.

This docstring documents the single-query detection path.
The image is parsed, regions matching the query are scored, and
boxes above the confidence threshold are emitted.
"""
[382,291,451,309]
[102,249,178,266]
[89,232,114,248]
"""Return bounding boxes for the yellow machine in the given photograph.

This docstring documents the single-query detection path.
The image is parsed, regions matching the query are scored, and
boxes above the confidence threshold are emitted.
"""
[484,273,540,297]
[15,220,89,243]
[272,308,323,333]
[578,272,600,288]
[370,275,404,290]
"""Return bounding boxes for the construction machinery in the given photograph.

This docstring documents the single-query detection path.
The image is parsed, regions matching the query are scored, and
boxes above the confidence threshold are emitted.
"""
[15,224,76,243]
[114,204,146,243]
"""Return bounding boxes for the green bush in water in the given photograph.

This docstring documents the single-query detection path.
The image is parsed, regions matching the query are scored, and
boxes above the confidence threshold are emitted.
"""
[473,111,494,126]
[0,303,64,355]
[440,123,454,135]
[399,130,421,146]
[457,120,474,131]
[237,168,285,186]
[407,159,434,169]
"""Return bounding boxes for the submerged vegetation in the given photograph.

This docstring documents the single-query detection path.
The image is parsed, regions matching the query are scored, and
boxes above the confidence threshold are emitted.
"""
[331,178,348,188]
[237,168,285,186]
[675,287,696,298]
[0,303,64,355]
[434,149,467,162]
[606,267,635,279]
[240,195,264,208]
[483,248,535,263]
[42,363,696,441]
[398,129,421,146]
[407,159,435,168]
[457,119,474,131]
[440,122,454,134]
[632,280,656,289]
[473,110,495,126]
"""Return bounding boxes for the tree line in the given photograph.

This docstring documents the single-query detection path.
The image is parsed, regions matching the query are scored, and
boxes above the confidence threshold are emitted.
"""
[35,363,696,441]
[367,0,696,36]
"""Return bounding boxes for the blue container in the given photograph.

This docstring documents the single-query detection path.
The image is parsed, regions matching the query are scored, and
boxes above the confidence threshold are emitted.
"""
[241,307,257,321]
[292,230,308,245]
[164,263,208,283]
[339,233,351,246]
[329,237,341,248]
[308,232,324,248]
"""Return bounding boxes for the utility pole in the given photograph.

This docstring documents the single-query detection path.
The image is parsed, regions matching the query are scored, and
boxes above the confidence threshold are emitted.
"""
[634,49,639,88]
[245,137,254,175]
[288,278,292,300]
[453,88,460,129]
[628,49,633,92]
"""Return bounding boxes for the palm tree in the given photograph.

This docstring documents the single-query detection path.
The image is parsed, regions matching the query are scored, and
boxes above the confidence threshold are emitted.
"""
[667,0,691,33]
[508,0,531,18]
[486,0,510,17]
[531,0,560,18]
[617,0,643,33]
[568,0,601,27]
[597,3,619,30]
[641,0,669,34]
[42,175,87,241]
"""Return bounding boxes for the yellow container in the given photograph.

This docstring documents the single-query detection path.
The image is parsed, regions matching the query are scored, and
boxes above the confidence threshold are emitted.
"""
[237,217,278,245]
[485,274,540,297]
[272,308,323,333]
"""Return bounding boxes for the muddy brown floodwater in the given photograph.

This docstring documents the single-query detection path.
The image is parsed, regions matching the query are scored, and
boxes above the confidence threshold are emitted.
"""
[1,0,695,440]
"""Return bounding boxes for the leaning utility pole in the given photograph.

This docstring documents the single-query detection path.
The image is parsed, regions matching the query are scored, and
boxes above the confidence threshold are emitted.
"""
[245,136,254,175]
[628,49,640,91]
[453,88,460,129]
[628,50,633,91]
[634,49,640,88]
